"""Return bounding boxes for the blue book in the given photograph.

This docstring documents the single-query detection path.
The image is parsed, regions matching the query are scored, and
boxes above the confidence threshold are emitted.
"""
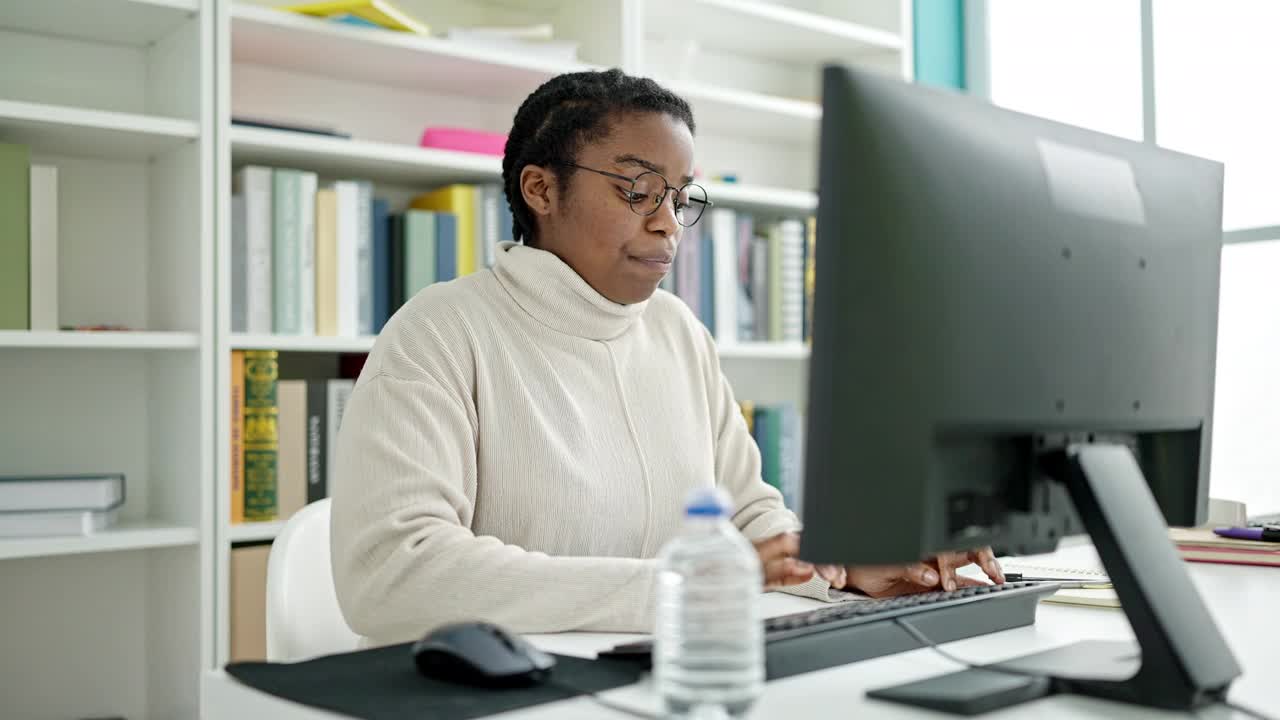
[700,225,716,334]
[371,198,391,333]
[435,212,457,282]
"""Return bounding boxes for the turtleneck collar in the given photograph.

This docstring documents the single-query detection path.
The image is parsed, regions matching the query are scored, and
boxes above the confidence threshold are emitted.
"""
[492,242,650,341]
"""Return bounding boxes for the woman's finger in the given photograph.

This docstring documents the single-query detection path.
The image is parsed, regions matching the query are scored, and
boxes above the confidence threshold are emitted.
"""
[816,564,847,589]
[754,532,801,563]
[955,575,988,588]
[763,557,814,589]
[969,546,1005,584]
[905,563,941,588]
[934,552,958,592]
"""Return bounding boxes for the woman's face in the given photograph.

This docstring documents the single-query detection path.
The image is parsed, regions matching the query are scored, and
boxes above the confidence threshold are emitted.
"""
[522,111,696,305]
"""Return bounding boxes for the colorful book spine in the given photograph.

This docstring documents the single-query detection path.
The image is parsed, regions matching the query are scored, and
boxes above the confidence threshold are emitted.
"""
[371,198,391,332]
[0,142,30,330]
[235,166,274,334]
[242,350,280,522]
[306,379,329,504]
[230,351,246,524]
[435,212,457,283]
[403,209,436,298]
[28,164,58,331]
[314,188,338,336]
[272,170,303,334]
[335,180,361,337]
[355,181,374,336]
[410,185,476,276]
[805,216,816,343]
[780,219,805,343]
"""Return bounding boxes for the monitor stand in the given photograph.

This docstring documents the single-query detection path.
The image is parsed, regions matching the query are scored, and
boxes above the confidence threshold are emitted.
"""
[868,442,1241,715]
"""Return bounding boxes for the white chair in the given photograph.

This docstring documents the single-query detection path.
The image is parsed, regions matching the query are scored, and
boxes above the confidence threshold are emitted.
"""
[265,498,361,662]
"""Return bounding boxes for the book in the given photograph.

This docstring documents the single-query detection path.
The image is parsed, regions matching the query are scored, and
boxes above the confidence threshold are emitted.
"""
[435,212,457,283]
[335,180,362,337]
[0,142,30,330]
[779,219,805,343]
[0,473,124,513]
[231,195,249,333]
[371,198,391,332]
[232,116,351,139]
[29,164,58,331]
[281,0,430,35]
[998,559,1117,609]
[233,166,274,334]
[242,350,280,522]
[403,209,436,299]
[230,351,246,524]
[1170,526,1280,567]
[711,208,738,344]
[277,380,308,521]
[230,544,270,662]
[314,188,338,336]
[306,380,329,504]
[325,379,355,492]
[0,509,118,538]
[355,181,374,336]
[411,185,476,277]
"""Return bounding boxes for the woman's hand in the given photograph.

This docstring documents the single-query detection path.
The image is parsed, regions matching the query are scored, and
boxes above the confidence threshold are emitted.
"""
[844,548,1006,597]
[753,532,845,590]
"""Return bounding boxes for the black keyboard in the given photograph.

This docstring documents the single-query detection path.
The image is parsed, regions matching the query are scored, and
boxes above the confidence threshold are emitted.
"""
[601,581,1060,680]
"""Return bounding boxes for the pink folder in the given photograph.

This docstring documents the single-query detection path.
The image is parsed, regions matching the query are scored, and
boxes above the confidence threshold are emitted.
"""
[419,127,507,156]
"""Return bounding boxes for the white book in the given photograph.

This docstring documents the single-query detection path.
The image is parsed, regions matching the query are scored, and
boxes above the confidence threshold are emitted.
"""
[28,165,58,331]
[710,208,738,346]
[297,171,318,335]
[234,166,274,334]
[481,184,500,270]
[0,473,125,512]
[325,379,355,490]
[334,181,361,337]
[0,509,118,538]
[355,181,373,336]
[779,218,806,343]
[230,195,248,332]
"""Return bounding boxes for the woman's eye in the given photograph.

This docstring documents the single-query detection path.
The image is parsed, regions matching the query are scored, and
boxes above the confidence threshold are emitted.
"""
[624,190,647,202]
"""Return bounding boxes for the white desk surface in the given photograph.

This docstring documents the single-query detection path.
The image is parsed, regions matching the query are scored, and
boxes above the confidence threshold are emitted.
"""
[202,545,1278,719]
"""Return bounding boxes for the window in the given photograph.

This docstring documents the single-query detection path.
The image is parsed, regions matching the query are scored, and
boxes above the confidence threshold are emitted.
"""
[1154,1,1280,230]
[986,0,1142,140]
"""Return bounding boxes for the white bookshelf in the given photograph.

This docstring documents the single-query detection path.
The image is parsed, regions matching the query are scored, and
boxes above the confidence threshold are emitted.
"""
[228,520,285,543]
[0,330,201,350]
[231,332,377,353]
[0,521,201,562]
[0,0,213,717]
[212,0,910,678]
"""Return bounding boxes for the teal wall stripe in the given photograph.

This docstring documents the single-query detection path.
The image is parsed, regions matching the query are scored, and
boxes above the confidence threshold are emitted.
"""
[914,0,966,90]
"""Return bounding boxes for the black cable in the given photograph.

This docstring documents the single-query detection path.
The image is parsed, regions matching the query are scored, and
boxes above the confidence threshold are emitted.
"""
[1221,699,1278,720]
[545,678,663,720]
[897,617,1277,720]
[893,616,1045,679]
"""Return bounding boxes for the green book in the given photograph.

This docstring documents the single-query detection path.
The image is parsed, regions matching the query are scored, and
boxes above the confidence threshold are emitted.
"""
[242,350,279,521]
[403,209,436,299]
[0,143,30,330]
[273,169,302,334]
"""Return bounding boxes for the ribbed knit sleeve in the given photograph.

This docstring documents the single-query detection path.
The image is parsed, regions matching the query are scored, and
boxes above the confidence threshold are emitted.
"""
[330,366,659,646]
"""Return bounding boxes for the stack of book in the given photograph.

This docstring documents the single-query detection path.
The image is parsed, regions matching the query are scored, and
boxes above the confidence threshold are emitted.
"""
[0,474,125,538]
[231,168,513,337]
[740,402,804,511]
[0,142,60,331]
[1170,526,1280,567]
[662,209,817,344]
[230,350,359,524]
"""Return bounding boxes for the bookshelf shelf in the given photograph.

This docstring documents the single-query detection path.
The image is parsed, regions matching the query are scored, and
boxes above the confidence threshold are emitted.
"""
[228,520,284,543]
[705,182,817,215]
[718,342,811,361]
[0,330,201,350]
[0,99,200,160]
[0,0,198,47]
[648,0,902,64]
[672,81,821,144]
[231,126,500,186]
[0,521,200,562]
[231,4,596,103]
[230,333,377,353]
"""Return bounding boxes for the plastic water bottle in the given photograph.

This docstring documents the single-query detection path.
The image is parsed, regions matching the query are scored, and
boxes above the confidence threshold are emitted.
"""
[654,487,764,718]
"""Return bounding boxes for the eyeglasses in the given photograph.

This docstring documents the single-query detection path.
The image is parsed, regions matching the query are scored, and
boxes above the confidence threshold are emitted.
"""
[559,162,712,227]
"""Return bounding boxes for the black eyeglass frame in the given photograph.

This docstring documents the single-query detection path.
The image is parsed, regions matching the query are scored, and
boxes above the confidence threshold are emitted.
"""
[557,162,713,227]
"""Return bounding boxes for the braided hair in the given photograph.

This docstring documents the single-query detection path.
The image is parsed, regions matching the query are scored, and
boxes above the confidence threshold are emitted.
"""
[502,69,695,246]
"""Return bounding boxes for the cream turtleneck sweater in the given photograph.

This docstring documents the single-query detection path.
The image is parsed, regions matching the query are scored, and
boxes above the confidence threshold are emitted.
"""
[331,242,845,646]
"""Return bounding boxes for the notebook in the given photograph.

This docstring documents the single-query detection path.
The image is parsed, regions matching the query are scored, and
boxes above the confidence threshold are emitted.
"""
[997,558,1119,609]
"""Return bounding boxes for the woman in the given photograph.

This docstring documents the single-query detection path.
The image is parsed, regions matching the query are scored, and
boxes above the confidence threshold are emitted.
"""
[331,69,1003,646]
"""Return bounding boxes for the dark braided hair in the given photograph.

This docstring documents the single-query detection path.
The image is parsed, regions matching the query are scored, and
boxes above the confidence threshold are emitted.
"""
[502,69,695,246]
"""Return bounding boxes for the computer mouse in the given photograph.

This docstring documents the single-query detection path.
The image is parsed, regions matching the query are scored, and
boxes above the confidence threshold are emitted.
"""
[411,621,556,687]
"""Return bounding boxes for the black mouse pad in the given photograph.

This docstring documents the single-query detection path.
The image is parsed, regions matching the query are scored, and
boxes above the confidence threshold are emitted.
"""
[225,643,649,720]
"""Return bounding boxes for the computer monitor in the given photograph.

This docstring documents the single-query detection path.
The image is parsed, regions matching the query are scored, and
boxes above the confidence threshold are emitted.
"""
[799,65,1240,713]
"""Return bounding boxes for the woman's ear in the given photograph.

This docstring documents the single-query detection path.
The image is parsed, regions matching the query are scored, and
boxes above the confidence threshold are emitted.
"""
[520,165,556,219]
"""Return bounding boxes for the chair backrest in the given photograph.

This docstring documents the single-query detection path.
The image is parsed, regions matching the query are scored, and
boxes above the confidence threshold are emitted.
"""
[265,498,361,662]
